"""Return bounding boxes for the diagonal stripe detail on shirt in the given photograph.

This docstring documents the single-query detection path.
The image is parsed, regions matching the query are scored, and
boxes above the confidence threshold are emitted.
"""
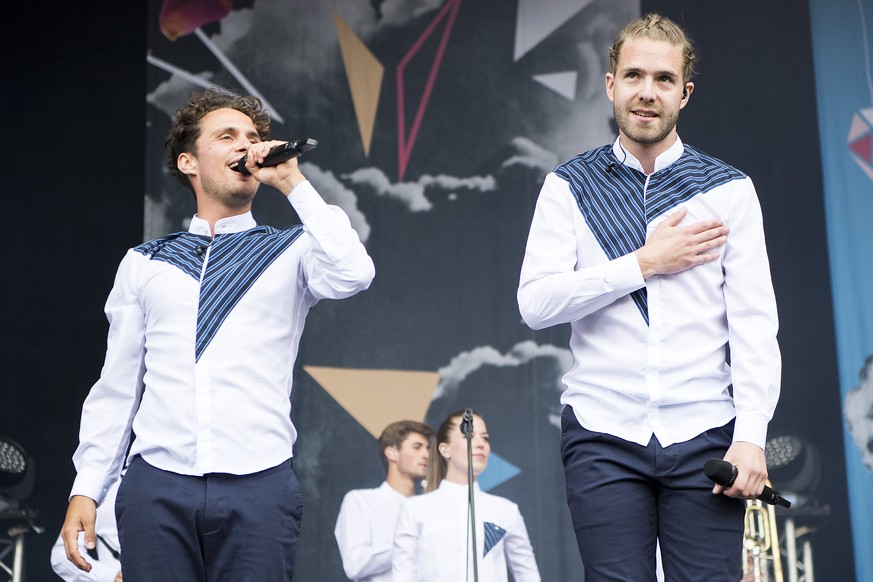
[554,144,745,324]
[135,232,212,281]
[483,521,506,557]
[195,225,304,361]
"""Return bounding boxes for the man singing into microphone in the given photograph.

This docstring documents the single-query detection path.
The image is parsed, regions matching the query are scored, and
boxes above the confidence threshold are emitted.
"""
[61,87,375,581]
[517,14,781,581]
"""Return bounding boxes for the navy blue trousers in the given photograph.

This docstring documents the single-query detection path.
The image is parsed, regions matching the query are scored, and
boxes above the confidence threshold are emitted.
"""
[561,406,744,582]
[116,456,303,582]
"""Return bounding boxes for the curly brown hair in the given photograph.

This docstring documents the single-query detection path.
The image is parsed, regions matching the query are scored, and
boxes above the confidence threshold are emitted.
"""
[165,87,272,192]
[608,13,697,84]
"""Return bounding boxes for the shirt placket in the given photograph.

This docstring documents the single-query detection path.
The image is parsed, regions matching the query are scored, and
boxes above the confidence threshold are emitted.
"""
[643,175,664,437]
[194,238,215,472]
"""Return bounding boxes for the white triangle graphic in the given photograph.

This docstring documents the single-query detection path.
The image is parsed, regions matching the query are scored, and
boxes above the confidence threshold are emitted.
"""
[514,0,594,61]
[533,71,578,101]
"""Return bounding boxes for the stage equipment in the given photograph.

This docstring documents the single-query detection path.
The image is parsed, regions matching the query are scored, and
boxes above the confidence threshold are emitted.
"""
[765,435,828,582]
[0,436,42,582]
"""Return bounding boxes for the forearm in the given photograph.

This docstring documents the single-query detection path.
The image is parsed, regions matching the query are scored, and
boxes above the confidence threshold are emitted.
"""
[289,181,375,299]
[518,252,643,329]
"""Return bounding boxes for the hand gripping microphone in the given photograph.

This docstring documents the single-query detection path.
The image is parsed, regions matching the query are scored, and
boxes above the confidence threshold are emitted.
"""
[229,137,318,175]
[704,458,791,508]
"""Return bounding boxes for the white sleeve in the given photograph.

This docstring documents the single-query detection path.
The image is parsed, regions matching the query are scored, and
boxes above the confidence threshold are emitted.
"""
[71,250,146,504]
[288,181,375,301]
[721,177,781,448]
[503,506,541,582]
[517,172,645,330]
[391,501,420,582]
[334,492,393,579]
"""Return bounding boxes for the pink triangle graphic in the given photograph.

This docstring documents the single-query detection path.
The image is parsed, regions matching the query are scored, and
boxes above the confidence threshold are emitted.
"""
[850,134,873,164]
[396,0,462,181]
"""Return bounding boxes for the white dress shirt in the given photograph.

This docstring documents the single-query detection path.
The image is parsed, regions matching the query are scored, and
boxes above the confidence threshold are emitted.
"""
[335,481,406,581]
[392,480,541,582]
[51,480,122,582]
[518,138,780,449]
[71,181,374,503]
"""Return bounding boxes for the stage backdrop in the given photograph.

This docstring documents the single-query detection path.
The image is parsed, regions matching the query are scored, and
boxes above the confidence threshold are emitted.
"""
[141,0,851,580]
[809,0,873,580]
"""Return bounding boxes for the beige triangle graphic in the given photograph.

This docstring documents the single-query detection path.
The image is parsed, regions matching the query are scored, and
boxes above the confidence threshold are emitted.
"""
[332,9,384,157]
[304,366,440,438]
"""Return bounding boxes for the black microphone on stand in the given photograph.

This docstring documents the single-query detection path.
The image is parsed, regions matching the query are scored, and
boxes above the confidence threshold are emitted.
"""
[460,408,479,582]
[229,137,318,175]
[460,408,474,436]
[704,458,791,508]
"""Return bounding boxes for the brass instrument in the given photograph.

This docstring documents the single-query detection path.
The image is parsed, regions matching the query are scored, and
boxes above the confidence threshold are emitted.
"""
[742,480,784,582]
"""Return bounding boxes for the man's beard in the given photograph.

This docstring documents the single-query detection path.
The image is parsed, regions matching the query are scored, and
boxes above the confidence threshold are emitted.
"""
[613,103,679,146]
[201,172,258,209]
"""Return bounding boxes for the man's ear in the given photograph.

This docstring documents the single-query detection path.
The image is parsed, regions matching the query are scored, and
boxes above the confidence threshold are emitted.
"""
[386,447,398,462]
[177,152,197,177]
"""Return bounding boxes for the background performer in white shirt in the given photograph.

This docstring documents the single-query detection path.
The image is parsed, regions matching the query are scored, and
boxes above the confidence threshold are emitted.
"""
[392,410,541,582]
[517,13,780,582]
[60,87,375,581]
[335,420,433,581]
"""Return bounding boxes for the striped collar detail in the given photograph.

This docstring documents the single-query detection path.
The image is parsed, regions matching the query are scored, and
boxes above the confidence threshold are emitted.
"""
[554,144,745,324]
[136,226,305,361]
[135,232,212,280]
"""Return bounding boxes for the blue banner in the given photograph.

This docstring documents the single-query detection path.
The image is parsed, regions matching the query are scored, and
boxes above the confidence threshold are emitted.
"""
[809,1,873,579]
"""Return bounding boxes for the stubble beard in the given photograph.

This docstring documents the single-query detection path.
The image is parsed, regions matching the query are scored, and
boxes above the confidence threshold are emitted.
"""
[614,103,679,147]
[201,170,258,210]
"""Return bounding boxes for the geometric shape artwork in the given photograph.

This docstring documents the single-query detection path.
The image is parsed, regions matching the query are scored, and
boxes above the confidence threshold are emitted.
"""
[396,0,462,180]
[848,107,873,181]
[159,0,232,41]
[514,0,594,61]
[478,451,521,492]
[532,71,578,101]
[332,9,385,157]
[193,28,285,123]
[304,366,440,438]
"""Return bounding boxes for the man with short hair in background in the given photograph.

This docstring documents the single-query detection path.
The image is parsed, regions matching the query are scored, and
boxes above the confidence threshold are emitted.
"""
[335,420,434,582]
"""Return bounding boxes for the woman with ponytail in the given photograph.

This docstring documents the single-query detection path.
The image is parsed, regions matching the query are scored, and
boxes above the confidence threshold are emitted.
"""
[391,410,540,581]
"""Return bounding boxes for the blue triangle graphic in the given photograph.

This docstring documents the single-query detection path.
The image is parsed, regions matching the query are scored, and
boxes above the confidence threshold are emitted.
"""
[478,452,521,492]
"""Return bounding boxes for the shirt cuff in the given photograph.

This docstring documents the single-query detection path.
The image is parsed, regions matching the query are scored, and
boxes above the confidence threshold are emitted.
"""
[603,252,646,294]
[732,412,769,450]
[70,471,108,505]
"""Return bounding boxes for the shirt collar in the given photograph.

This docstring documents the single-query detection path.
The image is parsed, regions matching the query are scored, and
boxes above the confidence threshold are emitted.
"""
[188,211,257,237]
[438,479,481,493]
[612,135,684,174]
[379,481,410,500]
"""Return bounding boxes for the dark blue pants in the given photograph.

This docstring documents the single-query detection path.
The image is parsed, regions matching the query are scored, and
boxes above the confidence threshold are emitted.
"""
[116,456,303,582]
[561,406,743,582]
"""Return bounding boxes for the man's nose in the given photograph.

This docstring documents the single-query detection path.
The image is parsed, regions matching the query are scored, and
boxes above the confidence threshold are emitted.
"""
[639,79,656,101]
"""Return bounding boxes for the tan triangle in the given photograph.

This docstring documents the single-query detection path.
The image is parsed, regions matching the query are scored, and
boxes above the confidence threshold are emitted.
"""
[332,9,384,157]
[304,366,440,438]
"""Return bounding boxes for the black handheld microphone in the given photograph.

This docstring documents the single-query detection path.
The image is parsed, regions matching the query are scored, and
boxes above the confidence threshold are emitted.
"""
[459,408,474,437]
[230,137,318,175]
[704,458,791,508]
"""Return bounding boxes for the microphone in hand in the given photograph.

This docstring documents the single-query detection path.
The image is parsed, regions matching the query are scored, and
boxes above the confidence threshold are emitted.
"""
[703,458,791,508]
[230,138,318,175]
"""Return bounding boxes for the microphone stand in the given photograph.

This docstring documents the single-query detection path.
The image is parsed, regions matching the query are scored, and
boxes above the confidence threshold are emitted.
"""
[462,409,479,582]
